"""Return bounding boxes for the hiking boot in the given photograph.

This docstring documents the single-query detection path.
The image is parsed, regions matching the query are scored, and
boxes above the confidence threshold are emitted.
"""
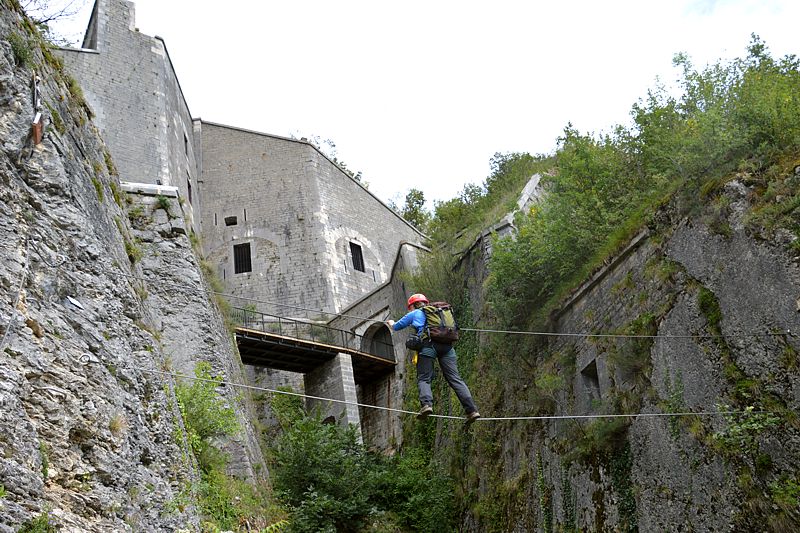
[417,405,433,419]
[465,411,481,425]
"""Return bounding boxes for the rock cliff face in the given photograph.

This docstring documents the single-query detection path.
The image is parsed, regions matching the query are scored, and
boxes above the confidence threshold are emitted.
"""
[0,4,265,531]
[457,177,800,531]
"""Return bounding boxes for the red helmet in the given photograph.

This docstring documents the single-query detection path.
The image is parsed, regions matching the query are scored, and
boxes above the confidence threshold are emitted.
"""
[407,293,429,310]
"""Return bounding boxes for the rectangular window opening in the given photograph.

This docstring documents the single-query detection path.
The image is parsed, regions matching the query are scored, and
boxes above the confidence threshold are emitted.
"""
[233,243,252,274]
[350,242,365,272]
[225,216,238,226]
[187,179,192,204]
[214,213,218,226]
[184,133,189,157]
[244,208,247,222]
[581,359,601,401]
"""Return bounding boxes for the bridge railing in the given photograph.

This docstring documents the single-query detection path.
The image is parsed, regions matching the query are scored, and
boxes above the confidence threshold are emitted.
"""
[230,307,395,362]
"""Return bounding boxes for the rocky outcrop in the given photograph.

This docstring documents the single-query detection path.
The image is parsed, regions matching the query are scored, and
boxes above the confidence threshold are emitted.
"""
[0,4,265,531]
[456,176,800,531]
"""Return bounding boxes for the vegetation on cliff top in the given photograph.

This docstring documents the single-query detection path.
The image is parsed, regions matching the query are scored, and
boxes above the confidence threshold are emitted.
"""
[487,35,800,328]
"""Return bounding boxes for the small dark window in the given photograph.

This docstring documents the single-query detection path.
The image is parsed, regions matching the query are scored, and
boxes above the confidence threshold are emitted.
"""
[244,208,247,221]
[225,216,238,226]
[234,243,252,274]
[187,179,192,204]
[214,213,218,226]
[184,133,189,156]
[350,242,365,272]
[581,359,601,401]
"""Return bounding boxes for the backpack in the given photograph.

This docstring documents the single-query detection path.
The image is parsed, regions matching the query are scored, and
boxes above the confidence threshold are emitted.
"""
[421,302,459,344]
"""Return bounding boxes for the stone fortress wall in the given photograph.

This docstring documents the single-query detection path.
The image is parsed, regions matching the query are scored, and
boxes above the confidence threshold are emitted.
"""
[58,0,200,228]
[57,0,426,443]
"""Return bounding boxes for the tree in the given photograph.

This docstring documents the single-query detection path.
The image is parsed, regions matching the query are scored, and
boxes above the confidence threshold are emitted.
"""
[23,0,87,45]
[293,133,368,187]
[400,188,430,231]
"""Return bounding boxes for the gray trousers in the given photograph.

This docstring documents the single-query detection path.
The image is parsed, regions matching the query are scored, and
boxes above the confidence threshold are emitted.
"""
[417,344,478,415]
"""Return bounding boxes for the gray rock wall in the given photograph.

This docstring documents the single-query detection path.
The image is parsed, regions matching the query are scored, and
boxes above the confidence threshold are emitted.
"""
[126,192,267,481]
[0,4,265,530]
[457,179,800,531]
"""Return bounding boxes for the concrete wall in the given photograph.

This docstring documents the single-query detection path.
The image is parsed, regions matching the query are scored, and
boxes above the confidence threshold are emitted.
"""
[58,0,200,227]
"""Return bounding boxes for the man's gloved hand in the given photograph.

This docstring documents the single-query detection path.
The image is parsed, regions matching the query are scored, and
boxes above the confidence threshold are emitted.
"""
[386,319,395,328]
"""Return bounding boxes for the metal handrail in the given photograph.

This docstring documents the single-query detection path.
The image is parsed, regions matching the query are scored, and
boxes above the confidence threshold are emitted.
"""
[230,307,395,362]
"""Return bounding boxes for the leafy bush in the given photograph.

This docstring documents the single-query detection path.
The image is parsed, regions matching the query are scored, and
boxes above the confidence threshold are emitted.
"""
[712,405,780,458]
[270,399,456,532]
[175,362,239,472]
[8,32,32,67]
[487,36,800,328]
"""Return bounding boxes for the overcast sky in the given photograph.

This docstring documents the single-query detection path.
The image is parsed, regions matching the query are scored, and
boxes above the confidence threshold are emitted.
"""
[51,0,799,208]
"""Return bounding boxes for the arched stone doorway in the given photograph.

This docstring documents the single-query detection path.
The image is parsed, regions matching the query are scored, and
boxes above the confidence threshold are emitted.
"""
[360,322,395,362]
[358,322,398,448]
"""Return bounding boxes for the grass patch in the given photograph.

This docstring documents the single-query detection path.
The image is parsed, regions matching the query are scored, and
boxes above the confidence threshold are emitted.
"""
[104,149,118,176]
[124,238,143,264]
[39,442,48,480]
[91,177,104,202]
[44,103,65,134]
[109,181,122,207]
[18,511,57,533]
[109,413,127,437]
[8,32,32,67]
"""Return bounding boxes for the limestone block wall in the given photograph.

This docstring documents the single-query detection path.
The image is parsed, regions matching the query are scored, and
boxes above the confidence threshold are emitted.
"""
[328,243,425,450]
[197,123,330,317]
[198,122,425,318]
[58,0,200,227]
[311,150,424,310]
[304,354,361,431]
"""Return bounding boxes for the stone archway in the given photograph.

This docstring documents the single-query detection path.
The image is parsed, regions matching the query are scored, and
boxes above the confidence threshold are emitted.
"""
[357,322,398,448]
[360,322,395,362]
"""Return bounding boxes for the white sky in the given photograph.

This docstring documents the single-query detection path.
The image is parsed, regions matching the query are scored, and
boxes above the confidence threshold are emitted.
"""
[50,0,799,208]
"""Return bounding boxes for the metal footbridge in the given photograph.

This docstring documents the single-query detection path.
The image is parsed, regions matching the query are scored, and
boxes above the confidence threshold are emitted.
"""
[231,307,396,384]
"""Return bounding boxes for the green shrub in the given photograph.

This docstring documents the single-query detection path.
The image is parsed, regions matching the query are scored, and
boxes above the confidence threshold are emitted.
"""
[8,32,32,67]
[712,405,780,458]
[270,400,456,532]
[771,477,800,509]
[18,512,57,533]
[175,362,239,472]
[155,194,172,215]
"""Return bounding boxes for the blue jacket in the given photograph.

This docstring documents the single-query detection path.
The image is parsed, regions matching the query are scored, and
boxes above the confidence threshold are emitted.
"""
[393,308,426,336]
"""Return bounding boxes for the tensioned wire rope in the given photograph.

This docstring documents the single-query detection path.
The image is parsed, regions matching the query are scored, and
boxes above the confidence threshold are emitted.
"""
[21,246,773,422]
[75,355,762,422]
[76,265,795,341]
